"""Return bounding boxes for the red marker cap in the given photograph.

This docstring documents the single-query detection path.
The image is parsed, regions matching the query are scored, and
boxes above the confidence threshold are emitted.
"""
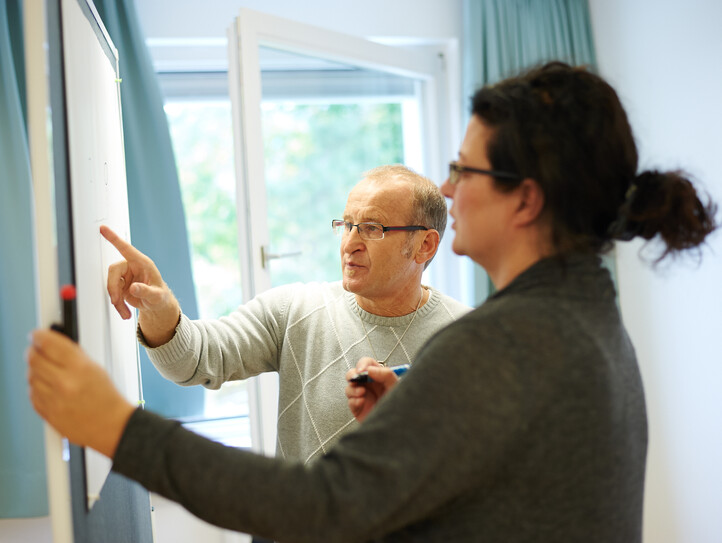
[60,284,77,301]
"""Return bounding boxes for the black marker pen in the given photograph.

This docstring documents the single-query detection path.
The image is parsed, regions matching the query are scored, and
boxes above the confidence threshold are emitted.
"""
[349,363,410,384]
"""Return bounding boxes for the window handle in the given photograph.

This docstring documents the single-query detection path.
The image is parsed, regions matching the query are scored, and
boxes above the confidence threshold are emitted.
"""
[261,245,302,268]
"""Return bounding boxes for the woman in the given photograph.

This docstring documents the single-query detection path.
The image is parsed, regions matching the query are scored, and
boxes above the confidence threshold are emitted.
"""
[345,61,717,539]
[29,62,716,542]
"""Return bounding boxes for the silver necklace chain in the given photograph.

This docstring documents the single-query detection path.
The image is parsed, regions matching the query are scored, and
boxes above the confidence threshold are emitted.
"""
[358,287,425,366]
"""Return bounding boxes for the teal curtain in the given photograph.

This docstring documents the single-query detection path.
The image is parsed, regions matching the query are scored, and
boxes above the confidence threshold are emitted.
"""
[462,0,597,304]
[93,0,203,419]
[0,0,48,518]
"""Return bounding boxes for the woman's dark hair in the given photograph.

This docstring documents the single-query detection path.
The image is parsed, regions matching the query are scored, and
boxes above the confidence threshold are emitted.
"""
[471,61,717,261]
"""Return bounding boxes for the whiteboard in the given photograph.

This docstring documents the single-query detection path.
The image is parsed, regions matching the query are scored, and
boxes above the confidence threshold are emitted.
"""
[60,0,142,511]
[25,0,150,540]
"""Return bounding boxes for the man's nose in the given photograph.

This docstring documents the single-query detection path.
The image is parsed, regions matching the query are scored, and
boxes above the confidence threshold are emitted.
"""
[342,226,365,251]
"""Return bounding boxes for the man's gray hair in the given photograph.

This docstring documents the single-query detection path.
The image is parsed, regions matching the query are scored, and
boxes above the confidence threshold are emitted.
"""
[362,164,447,269]
[362,164,447,240]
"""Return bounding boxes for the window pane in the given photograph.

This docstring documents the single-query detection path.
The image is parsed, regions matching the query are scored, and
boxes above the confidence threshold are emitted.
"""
[262,101,407,286]
[257,46,418,287]
[164,100,248,427]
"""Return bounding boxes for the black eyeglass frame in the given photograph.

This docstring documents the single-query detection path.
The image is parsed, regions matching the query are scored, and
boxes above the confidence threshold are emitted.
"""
[331,220,429,240]
[448,161,522,184]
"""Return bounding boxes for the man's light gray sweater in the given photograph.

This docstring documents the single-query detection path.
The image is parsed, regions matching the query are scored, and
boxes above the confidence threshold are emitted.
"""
[143,281,469,463]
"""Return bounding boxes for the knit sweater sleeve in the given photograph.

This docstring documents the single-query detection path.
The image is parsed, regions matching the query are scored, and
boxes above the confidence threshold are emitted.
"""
[142,284,298,389]
[113,312,525,542]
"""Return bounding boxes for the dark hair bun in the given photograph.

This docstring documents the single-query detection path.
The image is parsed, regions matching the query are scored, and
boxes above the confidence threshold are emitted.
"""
[619,170,718,260]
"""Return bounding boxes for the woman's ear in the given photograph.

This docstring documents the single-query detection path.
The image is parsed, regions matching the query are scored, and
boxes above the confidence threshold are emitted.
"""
[513,178,546,226]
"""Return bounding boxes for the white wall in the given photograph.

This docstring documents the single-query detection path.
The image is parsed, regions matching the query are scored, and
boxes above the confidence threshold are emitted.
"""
[134,0,461,42]
[589,1,722,542]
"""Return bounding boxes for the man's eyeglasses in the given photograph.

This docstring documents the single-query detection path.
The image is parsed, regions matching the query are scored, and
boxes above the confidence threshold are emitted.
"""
[448,161,521,185]
[331,220,428,241]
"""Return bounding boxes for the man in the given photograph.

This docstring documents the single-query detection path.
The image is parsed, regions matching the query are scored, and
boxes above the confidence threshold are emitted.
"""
[101,164,468,463]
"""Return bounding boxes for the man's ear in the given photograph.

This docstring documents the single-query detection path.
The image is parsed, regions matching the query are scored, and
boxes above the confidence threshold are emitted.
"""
[414,229,440,266]
[513,178,545,227]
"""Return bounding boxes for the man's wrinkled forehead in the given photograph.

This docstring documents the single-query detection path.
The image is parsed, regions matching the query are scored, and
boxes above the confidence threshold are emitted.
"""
[343,177,412,223]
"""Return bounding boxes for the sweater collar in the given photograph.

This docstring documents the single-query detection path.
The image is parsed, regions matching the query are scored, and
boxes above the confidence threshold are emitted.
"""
[489,253,615,301]
[347,286,439,326]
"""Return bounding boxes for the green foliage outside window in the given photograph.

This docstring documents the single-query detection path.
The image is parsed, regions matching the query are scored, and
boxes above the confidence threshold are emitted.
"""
[263,102,405,286]
[166,101,242,319]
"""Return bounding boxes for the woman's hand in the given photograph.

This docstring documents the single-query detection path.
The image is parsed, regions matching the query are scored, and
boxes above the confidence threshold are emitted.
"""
[27,329,135,458]
[345,357,401,422]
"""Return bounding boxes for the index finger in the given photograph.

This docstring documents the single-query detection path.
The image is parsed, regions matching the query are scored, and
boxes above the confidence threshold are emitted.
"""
[100,225,143,260]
